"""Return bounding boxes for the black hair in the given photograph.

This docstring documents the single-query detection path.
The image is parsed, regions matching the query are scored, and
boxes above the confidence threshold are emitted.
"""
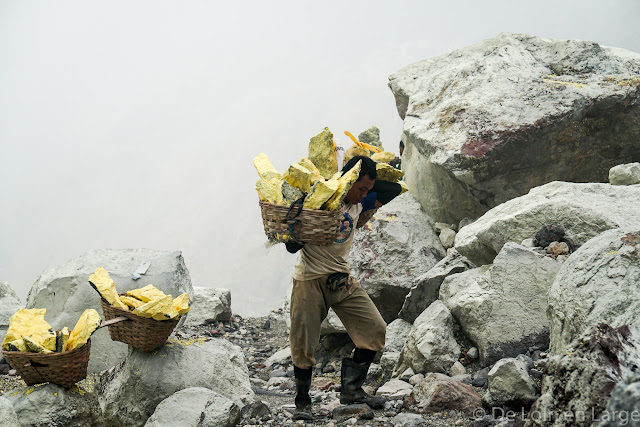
[399,141,405,149]
[342,155,377,181]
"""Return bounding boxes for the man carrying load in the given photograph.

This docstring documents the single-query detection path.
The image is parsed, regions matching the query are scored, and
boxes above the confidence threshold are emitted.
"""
[285,155,402,420]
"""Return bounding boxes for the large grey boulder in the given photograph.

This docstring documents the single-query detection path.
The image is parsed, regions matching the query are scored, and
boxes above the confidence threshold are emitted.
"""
[394,300,460,375]
[349,193,446,322]
[454,181,640,266]
[0,397,18,427]
[483,358,538,408]
[384,318,412,353]
[144,387,240,427]
[0,282,23,344]
[596,375,640,427]
[96,338,253,427]
[399,251,475,323]
[184,287,232,326]
[389,32,640,224]
[609,162,640,185]
[528,324,640,427]
[5,383,103,426]
[440,243,561,365]
[548,228,640,354]
[25,249,194,373]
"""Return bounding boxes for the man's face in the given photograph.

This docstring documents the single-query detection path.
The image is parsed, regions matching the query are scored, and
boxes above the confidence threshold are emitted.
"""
[345,175,375,204]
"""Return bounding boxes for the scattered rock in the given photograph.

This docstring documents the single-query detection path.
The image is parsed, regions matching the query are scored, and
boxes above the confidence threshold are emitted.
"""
[483,358,538,408]
[609,162,640,186]
[184,287,232,326]
[412,373,482,415]
[144,387,240,427]
[376,379,413,399]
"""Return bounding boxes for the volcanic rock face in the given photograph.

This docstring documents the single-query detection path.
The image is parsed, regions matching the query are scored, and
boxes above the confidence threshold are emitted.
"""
[389,32,640,224]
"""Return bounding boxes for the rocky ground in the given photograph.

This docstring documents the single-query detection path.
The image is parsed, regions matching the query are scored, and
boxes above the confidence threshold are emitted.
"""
[0,311,495,426]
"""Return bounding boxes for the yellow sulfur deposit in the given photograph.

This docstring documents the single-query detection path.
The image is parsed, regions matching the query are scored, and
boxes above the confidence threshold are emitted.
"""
[256,177,285,205]
[126,284,167,303]
[5,339,27,352]
[322,161,362,211]
[371,151,396,163]
[120,295,145,310]
[253,153,282,181]
[22,335,53,354]
[65,309,102,351]
[298,158,324,184]
[309,127,338,179]
[89,267,128,310]
[304,179,339,210]
[283,163,313,194]
[344,144,371,164]
[2,308,57,352]
[399,180,409,194]
[376,163,404,183]
[132,294,176,320]
[173,293,191,316]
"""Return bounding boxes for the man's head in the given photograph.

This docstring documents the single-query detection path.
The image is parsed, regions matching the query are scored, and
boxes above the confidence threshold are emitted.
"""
[342,155,376,204]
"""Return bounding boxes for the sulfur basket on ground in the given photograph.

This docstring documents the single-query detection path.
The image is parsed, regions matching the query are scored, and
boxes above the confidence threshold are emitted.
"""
[2,340,91,388]
[100,299,179,352]
[259,200,342,245]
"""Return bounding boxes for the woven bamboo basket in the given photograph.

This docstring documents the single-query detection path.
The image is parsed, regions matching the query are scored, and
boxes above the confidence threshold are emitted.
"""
[100,299,179,352]
[259,200,342,246]
[2,340,91,388]
[356,208,378,229]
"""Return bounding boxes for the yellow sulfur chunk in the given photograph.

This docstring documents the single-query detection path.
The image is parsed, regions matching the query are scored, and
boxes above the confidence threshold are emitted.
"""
[309,127,338,179]
[256,177,285,205]
[330,171,342,180]
[322,161,362,211]
[152,305,179,321]
[120,295,144,310]
[88,267,129,310]
[56,327,70,353]
[304,179,339,210]
[2,308,57,352]
[133,295,174,320]
[371,151,396,163]
[298,158,324,184]
[126,284,167,303]
[283,163,313,194]
[376,163,404,183]
[253,153,282,181]
[173,293,191,316]
[23,335,53,354]
[6,339,27,352]
[399,180,409,194]
[344,144,371,164]
[66,309,102,351]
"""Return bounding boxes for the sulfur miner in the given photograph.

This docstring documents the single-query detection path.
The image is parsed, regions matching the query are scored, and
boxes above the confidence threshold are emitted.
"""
[284,155,403,420]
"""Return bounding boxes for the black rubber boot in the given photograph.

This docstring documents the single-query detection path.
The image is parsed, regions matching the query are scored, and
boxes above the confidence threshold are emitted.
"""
[339,358,387,408]
[293,376,313,420]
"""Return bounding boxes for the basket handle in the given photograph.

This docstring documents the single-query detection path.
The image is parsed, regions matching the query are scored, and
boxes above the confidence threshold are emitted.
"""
[99,316,130,328]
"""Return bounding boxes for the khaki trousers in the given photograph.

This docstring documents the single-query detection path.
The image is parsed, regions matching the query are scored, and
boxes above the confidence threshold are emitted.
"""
[289,275,387,369]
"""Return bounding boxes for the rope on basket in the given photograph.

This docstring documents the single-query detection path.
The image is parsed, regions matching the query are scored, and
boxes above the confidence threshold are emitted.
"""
[268,196,306,244]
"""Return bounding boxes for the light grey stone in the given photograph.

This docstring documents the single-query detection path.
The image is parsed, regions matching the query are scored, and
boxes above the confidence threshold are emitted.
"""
[96,338,253,427]
[531,324,640,427]
[184,287,232,326]
[380,351,400,376]
[0,282,22,345]
[483,358,538,407]
[548,228,640,354]
[376,379,413,398]
[0,396,18,427]
[5,383,102,426]
[389,32,640,224]
[384,319,412,353]
[609,162,640,185]
[391,412,427,426]
[596,375,640,427]
[399,251,475,323]
[144,387,240,427]
[521,238,536,248]
[440,243,561,365]
[25,249,193,373]
[434,222,457,233]
[439,228,457,249]
[394,300,459,375]
[358,126,384,149]
[467,347,479,359]
[450,361,466,376]
[349,192,446,322]
[454,181,640,266]
[265,346,291,367]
